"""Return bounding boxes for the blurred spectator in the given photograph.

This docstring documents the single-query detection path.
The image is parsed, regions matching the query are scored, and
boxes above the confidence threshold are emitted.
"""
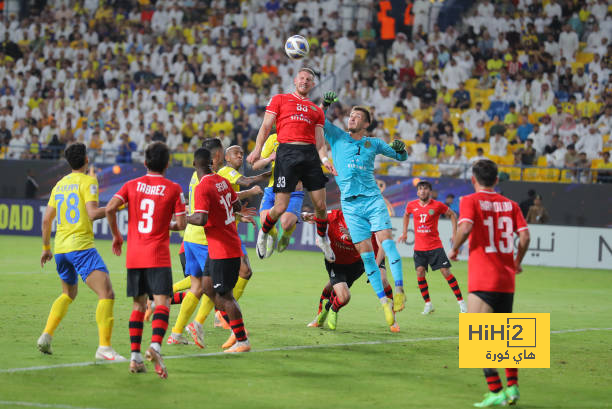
[526,194,549,224]
[519,189,537,217]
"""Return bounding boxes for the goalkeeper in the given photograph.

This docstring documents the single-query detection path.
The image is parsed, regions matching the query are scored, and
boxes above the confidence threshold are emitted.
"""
[320,92,409,327]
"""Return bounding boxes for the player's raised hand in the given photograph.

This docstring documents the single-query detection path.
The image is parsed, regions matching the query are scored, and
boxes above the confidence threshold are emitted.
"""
[112,235,124,256]
[239,205,258,217]
[396,232,408,244]
[238,214,257,228]
[40,249,53,268]
[323,91,338,108]
[390,139,406,153]
[448,248,459,261]
[301,212,315,223]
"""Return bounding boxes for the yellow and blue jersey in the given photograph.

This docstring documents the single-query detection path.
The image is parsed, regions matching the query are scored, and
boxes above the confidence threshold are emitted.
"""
[261,133,279,188]
[47,172,98,254]
[183,171,208,245]
[217,166,242,193]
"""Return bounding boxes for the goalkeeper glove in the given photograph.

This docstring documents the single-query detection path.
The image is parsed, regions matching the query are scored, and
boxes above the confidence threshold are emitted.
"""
[390,139,406,153]
[323,91,338,107]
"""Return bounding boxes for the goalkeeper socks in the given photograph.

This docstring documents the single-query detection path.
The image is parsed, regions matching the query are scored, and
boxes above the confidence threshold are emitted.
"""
[505,368,518,387]
[484,369,503,393]
[313,217,328,237]
[195,294,215,324]
[381,239,403,287]
[361,251,385,298]
[172,291,199,334]
[233,276,249,301]
[445,273,463,301]
[43,293,73,336]
[262,213,277,234]
[171,292,185,304]
[129,310,145,353]
[172,276,192,293]
[418,277,431,302]
[384,284,394,300]
[95,299,114,347]
[151,305,169,345]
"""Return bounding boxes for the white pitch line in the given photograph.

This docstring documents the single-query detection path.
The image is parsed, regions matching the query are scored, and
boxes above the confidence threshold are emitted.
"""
[2,327,610,374]
[0,401,105,409]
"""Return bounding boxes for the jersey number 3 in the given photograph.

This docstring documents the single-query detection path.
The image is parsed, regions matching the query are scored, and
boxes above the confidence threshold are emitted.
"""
[138,198,155,233]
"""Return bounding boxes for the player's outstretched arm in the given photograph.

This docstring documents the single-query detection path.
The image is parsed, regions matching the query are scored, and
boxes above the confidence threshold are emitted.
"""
[380,139,408,161]
[446,209,458,241]
[237,185,263,200]
[235,171,272,187]
[316,126,337,175]
[252,151,275,170]
[41,205,55,267]
[514,229,530,274]
[397,212,411,244]
[105,197,124,256]
[247,113,275,165]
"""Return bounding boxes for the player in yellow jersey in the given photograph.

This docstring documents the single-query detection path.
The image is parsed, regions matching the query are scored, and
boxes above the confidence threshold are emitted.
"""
[38,143,125,362]
[252,133,305,257]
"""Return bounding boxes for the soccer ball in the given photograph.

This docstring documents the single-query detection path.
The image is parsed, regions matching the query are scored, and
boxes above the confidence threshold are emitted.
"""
[284,35,310,60]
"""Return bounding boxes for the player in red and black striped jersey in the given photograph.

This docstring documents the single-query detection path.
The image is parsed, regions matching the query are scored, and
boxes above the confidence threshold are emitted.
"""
[106,142,186,378]
[398,180,466,315]
[448,159,530,407]
[303,209,399,332]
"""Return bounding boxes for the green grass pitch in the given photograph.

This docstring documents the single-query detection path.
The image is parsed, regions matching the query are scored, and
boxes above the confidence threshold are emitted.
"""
[0,235,610,409]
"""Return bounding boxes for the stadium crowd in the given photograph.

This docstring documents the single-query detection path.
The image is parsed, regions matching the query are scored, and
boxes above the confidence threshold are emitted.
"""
[0,0,610,182]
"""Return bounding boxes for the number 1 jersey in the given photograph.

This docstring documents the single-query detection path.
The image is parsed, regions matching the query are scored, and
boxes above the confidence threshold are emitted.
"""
[459,190,528,293]
[193,173,243,259]
[113,173,186,268]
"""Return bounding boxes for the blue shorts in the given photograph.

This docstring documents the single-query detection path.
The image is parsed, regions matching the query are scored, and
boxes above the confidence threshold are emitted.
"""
[184,241,209,278]
[260,187,305,217]
[341,195,392,244]
[55,248,108,286]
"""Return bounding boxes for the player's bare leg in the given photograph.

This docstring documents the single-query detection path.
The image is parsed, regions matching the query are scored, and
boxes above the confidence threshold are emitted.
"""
[416,266,434,314]
[440,267,466,313]
[309,188,335,262]
[258,193,290,259]
[143,294,170,378]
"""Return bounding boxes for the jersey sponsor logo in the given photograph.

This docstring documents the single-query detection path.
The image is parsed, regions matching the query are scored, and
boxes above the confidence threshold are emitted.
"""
[428,209,435,215]
[90,184,98,195]
[136,182,166,196]
[289,113,313,124]
[179,192,186,204]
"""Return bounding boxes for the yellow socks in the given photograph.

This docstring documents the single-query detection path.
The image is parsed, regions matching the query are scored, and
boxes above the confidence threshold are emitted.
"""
[172,276,192,293]
[270,225,278,237]
[233,277,250,301]
[43,293,73,336]
[194,294,215,325]
[171,291,199,334]
[95,299,114,347]
[282,223,296,238]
